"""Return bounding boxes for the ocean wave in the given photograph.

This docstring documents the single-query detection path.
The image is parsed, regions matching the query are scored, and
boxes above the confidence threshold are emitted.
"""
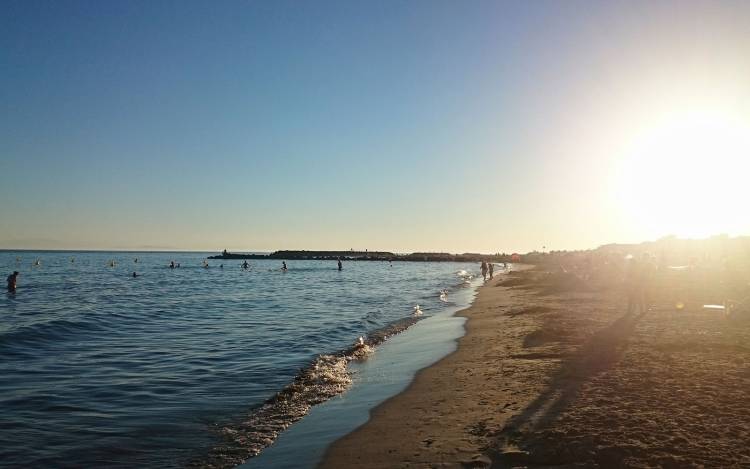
[188,316,420,468]
[0,316,110,350]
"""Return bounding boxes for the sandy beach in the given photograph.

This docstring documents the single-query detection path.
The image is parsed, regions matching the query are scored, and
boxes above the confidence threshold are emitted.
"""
[320,267,750,468]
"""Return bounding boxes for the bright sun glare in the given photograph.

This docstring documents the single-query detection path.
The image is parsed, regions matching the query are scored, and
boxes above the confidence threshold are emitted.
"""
[616,109,750,240]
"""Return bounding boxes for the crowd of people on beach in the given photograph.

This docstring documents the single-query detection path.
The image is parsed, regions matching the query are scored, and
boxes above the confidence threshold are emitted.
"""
[530,242,750,317]
[7,255,507,296]
[10,246,747,318]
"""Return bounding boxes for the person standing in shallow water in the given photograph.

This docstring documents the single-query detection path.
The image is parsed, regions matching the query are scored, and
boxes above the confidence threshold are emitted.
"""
[337,258,342,271]
[481,261,488,281]
[7,271,19,292]
[488,262,494,279]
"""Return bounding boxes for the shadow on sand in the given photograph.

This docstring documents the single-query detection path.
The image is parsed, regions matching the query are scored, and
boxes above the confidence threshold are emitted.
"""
[494,311,643,461]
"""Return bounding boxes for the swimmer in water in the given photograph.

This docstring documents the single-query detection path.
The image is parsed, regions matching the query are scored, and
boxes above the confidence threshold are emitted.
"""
[337,258,342,271]
[132,272,138,278]
[282,261,287,271]
[170,261,175,269]
[241,260,249,269]
[7,271,19,292]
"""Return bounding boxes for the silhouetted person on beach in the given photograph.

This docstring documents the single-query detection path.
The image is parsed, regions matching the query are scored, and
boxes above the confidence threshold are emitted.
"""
[488,262,494,279]
[7,271,19,292]
[481,261,488,281]
[337,258,342,271]
[626,253,655,314]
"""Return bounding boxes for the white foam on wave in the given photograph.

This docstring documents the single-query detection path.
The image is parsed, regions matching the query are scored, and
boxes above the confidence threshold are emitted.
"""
[194,322,411,468]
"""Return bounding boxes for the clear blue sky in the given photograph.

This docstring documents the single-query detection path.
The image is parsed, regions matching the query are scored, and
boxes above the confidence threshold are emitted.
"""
[2,1,749,252]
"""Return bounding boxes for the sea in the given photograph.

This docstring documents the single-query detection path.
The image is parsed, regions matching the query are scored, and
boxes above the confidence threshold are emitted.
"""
[0,251,487,468]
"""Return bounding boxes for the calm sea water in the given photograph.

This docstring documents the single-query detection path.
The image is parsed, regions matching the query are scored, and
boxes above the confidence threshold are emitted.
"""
[0,251,479,468]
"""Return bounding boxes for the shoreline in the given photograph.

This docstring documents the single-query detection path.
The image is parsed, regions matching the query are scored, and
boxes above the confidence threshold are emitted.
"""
[319,266,750,468]
[239,273,485,469]
[318,270,536,468]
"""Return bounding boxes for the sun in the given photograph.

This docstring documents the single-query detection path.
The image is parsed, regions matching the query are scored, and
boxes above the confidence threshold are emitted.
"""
[615,109,750,240]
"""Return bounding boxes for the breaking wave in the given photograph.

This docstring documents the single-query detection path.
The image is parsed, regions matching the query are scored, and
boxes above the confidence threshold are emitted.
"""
[189,317,420,468]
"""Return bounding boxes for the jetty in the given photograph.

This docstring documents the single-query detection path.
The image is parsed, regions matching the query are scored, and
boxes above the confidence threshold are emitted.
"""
[208,249,516,263]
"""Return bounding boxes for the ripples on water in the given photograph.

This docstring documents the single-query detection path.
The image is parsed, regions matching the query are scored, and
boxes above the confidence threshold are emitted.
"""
[0,251,478,468]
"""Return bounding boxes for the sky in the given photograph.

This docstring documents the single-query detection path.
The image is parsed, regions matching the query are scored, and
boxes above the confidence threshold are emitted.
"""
[2,0,749,253]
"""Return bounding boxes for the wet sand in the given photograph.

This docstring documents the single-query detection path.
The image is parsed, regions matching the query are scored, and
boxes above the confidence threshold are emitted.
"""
[320,268,750,468]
